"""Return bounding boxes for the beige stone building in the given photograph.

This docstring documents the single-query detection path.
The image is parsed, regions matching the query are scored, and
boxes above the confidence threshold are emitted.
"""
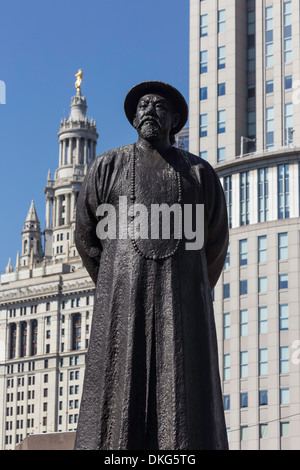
[0,86,97,450]
[190,0,300,449]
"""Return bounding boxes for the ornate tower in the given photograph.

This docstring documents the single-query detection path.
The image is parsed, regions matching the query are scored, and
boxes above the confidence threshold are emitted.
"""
[20,200,43,267]
[44,70,98,261]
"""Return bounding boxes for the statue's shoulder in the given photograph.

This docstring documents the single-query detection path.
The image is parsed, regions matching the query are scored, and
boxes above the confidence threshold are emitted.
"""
[94,144,133,165]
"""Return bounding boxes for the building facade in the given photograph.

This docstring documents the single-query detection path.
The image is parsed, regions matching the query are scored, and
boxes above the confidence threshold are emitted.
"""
[190,0,300,449]
[0,83,98,450]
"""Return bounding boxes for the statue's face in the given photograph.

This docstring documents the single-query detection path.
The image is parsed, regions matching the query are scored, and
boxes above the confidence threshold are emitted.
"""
[133,94,180,144]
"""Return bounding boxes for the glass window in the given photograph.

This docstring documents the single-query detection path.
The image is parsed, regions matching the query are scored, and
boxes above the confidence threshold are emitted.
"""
[240,351,248,378]
[279,304,289,331]
[258,276,267,293]
[240,280,248,296]
[240,392,248,408]
[258,169,269,222]
[240,309,248,336]
[258,236,267,263]
[279,274,288,290]
[200,14,208,37]
[218,82,226,96]
[260,424,268,439]
[224,312,230,339]
[240,172,250,225]
[259,348,268,375]
[200,50,208,74]
[224,244,230,270]
[280,346,289,373]
[241,426,248,441]
[224,354,230,380]
[240,239,248,265]
[218,9,226,33]
[224,176,232,228]
[278,233,288,260]
[259,306,268,334]
[266,107,274,149]
[224,283,230,299]
[285,75,292,90]
[280,388,290,405]
[285,103,293,145]
[259,390,268,406]
[218,109,226,133]
[200,86,207,100]
[217,147,226,163]
[200,151,207,160]
[278,165,290,219]
[224,394,230,410]
[200,113,208,137]
[280,422,290,437]
[218,46,226,70]
[266,80,274,94]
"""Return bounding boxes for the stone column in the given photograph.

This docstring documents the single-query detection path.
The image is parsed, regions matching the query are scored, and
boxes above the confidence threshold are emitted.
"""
[16,322,21,358]
[46,198,51,229]
[62,140,66,166]
[84,139,88,165]
[26,320,32,357]
[65,193,70,225]
[76,137,80,164]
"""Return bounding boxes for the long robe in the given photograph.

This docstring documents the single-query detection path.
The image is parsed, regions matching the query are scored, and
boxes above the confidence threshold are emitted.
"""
[74,144,229,450]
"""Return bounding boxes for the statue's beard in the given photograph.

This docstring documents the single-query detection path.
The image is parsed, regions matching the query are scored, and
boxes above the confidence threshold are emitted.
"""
[138,120,161,141]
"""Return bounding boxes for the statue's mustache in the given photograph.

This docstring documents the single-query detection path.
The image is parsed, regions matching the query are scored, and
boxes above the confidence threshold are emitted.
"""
[138,116,161,129]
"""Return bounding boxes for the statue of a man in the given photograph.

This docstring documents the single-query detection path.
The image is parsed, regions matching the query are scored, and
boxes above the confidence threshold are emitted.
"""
[74,81,229,450]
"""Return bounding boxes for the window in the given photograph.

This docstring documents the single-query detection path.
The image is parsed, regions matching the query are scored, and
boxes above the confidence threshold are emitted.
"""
[240,172,250,226]
[265,6,274,67]
[279,274,288,290]
[258,236,267,263]
[217,147,226,163]
[218,46,226,70]
[218,109,226,134]
[285,103,293,145]
[218,82,226,96]
[285,75,292,90]
[240,280,248,296]
[72,314,82,351]
[218,9,226,33]
[258,276,267,293]
[280,388,290,405]
[224,176,232,228]
[240,351,248,378]
[258,168,269,222]
[266,107,274,150]
[223,283,230,299]
[224,312,230,339]
[280,422,290,437]
[200,114,208,137]
[260,424,268,439]
[200,14,208,37]
[200,151,207,160]
[224,244,230,270]
[278,165,290,219]
[280,346,289,373]
[200,86,207,100]
[200,50,208,74]
[266,80,274,94]
[259,348,268,376]
[259,390,268,406]
[224,354,230,380]
[239,239,248,266]
[240,309,248,336]
[279,304,289,331]
[278,233,288,260]
[284,2,292,63]
[224,395,230,410]
[259,306,268,334]
[240,392,248,408]
[241,426,248,441]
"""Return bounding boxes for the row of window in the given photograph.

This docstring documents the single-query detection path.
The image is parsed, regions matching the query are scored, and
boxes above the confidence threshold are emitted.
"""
[223,346,290,381]
[200,9,226,37]
[223,303,289,340]
[200,46,226,74]
[227,421,290,442]
[224,387,290,411]
[223,276,288,299]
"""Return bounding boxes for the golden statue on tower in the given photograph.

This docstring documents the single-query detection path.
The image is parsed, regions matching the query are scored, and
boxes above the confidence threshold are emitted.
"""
[75,69,83,95]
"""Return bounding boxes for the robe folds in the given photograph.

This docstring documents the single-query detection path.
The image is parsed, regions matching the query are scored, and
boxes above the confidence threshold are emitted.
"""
[74,144,229,450]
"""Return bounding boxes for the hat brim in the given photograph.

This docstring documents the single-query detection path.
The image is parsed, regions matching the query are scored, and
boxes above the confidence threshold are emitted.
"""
[124,81,188,136]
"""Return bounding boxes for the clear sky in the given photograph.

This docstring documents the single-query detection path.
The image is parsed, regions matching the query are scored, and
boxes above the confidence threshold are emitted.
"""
[0,0,189,274]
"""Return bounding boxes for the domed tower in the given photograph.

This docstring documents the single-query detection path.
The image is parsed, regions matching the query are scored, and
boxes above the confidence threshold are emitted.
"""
[44,70,99,261]
[20,200,43,267]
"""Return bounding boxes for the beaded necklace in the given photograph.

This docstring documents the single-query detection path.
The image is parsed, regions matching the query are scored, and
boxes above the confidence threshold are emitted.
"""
[129,143,182,260]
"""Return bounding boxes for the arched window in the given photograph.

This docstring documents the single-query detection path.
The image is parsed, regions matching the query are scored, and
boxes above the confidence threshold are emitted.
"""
[72,314,81,351]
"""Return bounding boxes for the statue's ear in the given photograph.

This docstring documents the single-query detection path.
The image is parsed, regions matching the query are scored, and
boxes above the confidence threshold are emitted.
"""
[172,112,181,131]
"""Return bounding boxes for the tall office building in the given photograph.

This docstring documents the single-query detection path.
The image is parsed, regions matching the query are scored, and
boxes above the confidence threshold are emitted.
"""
[0,78,98,450]
[190,0,300,449]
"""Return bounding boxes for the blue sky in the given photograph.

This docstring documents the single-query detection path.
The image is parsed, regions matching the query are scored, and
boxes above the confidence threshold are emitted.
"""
[0,0,189,273]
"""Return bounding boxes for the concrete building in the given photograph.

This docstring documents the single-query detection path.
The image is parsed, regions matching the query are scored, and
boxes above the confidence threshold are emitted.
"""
[190,0,300,449]
[0,83,98,450]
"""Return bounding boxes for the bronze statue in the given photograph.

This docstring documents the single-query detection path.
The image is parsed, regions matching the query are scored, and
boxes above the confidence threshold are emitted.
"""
[74,81,229,450]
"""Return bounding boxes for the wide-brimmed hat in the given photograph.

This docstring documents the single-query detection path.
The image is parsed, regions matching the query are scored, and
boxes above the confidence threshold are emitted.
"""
[124,81,188,136]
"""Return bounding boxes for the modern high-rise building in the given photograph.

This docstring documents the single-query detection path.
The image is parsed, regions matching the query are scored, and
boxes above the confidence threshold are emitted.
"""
[190,0,300,449]
[0,77,98,450]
